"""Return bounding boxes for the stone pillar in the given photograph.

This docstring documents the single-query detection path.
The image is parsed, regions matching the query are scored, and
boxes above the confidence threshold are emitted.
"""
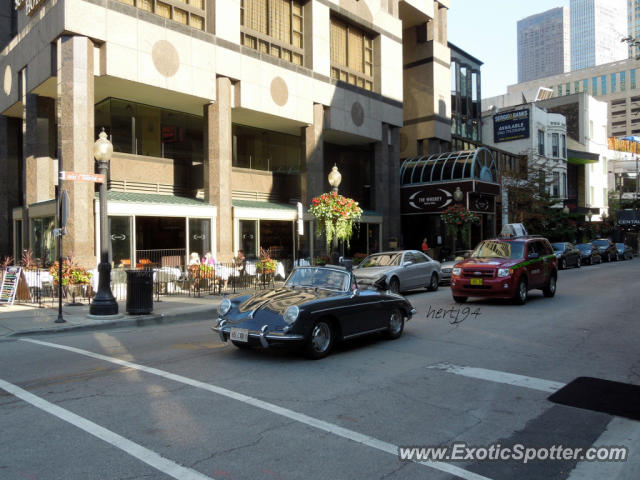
[0,115,9,258]
[56,35,96,267]
[374,123,391,248]
[387,126,401,246]
[204,76,233,262]
[302,103,325,206]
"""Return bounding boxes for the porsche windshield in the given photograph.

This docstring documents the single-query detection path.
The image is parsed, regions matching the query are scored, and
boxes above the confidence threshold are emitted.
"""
[358,253,402,268]
[285,267,349,291]
[471,240,525,259]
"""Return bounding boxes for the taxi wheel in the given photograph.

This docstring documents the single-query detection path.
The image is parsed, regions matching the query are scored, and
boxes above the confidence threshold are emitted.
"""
[305,320,334,359]
[514,277,528,305]
[427,273,439,292]
[453,295,468,304]
[543,273,557,297]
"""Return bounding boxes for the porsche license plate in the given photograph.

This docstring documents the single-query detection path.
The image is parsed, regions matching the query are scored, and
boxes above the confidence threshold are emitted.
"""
[230,328,248,342]
[470,278,483,286]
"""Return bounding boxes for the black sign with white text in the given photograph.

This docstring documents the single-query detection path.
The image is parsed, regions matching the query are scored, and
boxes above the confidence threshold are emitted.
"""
[493,109,530,143]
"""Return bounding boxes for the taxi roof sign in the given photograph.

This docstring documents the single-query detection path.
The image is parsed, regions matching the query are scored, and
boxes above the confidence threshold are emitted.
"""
[499,223,528,238]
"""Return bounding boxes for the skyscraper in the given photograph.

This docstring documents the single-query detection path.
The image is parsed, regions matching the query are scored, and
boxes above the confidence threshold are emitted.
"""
[628,0,640,58]
[517,8,570,83]
[571,0,627,70]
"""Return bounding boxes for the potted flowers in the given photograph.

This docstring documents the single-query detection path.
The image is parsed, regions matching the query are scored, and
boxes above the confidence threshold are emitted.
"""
[309,191,363,251]
[49,258,92,299]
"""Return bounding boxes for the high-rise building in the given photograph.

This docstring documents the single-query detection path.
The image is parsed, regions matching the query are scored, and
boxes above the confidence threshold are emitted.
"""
[517,8,570,83]
[628,0,640,58]
[571,0,627,70]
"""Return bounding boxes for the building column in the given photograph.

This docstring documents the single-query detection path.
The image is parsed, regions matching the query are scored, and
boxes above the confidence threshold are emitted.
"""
[387,126,401,246]
[56,35,96,268]
[204,76,233,262]
[0,115,9,258]
[302,103,325,206]
[374,123,392,249]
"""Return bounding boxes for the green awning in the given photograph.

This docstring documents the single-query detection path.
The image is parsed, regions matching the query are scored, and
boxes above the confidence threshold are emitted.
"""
[567,148,599,165]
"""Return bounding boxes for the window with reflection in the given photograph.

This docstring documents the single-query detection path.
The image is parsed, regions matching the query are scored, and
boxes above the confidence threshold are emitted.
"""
[330,17,374,91]
[240,0,304,65]
[109,216,132,266]
[95,98,203,164]
[232,124,301,174]
[31,217,55,266]
[189,218,211,259]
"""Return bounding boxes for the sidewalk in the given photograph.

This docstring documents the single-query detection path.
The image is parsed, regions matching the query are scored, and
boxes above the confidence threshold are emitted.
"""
[0,295,222,339]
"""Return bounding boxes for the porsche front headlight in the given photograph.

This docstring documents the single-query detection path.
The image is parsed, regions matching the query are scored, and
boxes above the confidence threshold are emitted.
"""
[218,298,231,316]
[284,305,299,324]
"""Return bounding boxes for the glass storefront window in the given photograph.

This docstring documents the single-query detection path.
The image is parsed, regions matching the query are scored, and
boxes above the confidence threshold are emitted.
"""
[95,98,203,165]
[189,218,211,259]
[31,217,55,266]
[109,216,132,266]
[14,220,22,259]
[232,124,301,174]
[240,220,258,258]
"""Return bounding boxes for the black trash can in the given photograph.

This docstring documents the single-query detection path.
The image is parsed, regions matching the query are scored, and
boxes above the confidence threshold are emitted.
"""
[125,269,153,315]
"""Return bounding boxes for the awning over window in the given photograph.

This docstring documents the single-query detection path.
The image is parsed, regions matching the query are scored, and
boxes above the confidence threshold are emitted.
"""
[567,148,599,165]
[400,148,497,185]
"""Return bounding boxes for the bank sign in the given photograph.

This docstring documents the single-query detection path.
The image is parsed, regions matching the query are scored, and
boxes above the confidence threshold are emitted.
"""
[15,0,47,16]
[493,109,530,143]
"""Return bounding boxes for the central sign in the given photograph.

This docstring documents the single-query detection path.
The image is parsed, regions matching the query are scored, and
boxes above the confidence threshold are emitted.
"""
[493,108,530,143]
[401,181,499,214]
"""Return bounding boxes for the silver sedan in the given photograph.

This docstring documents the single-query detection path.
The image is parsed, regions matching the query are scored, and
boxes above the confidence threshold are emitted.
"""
[353,250,441,294]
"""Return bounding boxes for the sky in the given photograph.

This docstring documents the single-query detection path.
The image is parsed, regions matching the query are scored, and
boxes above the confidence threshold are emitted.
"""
[448,0,571,99]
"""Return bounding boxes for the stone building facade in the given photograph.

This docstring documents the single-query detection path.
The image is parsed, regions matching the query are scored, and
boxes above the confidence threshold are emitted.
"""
[0,0,441,267]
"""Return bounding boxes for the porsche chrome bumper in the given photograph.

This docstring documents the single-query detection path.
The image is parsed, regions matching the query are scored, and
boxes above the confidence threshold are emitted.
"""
[213,320,304,348]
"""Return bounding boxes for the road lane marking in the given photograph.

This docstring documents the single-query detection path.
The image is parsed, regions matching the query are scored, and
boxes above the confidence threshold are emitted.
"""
[20,338,493,480]
[566,416,640,479]
[0,377,213,480]
[428,363,565,393]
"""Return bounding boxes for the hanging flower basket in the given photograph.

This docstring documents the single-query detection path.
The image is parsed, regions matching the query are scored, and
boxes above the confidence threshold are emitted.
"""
[309,191,363,250]
[441,204,480,249]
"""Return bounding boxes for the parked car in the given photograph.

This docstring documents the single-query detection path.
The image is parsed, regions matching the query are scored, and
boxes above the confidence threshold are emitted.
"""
[439,250,473,285]
[352,250,441,294]
[450,235,558,305]
[212,265,416,359]
[591,238,618,262]
[551,242,582,269]
[575,243,602,265]
[616,243,634,260]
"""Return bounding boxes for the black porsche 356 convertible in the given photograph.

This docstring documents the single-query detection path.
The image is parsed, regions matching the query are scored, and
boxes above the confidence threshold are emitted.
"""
[212,265,416,359]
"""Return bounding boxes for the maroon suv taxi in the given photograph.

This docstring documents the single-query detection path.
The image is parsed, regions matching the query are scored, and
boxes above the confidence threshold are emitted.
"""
[450,236,558,305]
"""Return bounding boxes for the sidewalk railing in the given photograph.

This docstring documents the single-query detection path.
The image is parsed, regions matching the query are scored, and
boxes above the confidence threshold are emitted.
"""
[6,259,293,306]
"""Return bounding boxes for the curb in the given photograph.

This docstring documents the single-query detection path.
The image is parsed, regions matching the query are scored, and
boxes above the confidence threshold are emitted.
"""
[6,306,220,338]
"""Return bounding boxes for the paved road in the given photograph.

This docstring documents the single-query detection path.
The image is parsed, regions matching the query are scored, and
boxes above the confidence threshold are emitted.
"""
[1,259,639,480]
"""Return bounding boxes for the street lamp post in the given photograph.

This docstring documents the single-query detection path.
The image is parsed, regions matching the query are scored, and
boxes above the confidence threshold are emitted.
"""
[327,165,342,261]
[89,129,118,316]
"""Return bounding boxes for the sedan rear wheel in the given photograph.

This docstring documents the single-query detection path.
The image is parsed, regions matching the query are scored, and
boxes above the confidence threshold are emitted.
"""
[427,273,439,292]
[576,257,581,268]
[386,309,404,340]
[305,320,334,359]
[560,258,566,270]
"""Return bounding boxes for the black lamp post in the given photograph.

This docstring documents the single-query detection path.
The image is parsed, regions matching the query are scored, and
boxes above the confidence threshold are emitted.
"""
[89,129,118,316]
[327,165,342,261]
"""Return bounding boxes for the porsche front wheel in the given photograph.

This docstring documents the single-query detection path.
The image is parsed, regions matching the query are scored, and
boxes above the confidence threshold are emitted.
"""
[305,320,334,359]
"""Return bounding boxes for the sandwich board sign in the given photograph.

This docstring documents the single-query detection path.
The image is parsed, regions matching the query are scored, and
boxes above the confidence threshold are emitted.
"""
[1,266,22,305]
